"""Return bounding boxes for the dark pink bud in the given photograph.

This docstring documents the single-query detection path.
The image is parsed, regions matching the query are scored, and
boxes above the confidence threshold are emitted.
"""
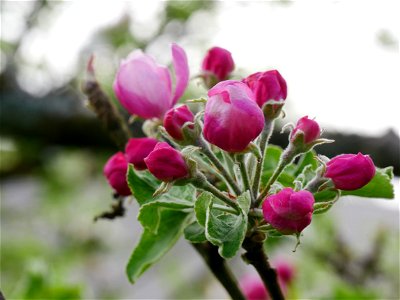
[240,274,269,300]
[203,80,264,152]
[262,188,314,234]
[201,46,235,81]
[163,105,194,140]
[125,138,158,171]
[144,142,189,182]
[290,116,321,144]
[274,260,295,286]
[103,152,131,196]
[325,153,376,190]
[243,70,287,108]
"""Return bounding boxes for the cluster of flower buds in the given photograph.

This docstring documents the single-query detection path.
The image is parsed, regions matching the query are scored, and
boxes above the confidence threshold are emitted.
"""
[104,43,378,237]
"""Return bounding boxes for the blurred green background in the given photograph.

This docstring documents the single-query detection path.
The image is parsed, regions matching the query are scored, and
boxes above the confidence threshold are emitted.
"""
[1,1,399,299]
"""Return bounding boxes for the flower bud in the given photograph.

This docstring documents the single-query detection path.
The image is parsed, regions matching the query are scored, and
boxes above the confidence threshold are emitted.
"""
[125,138,158,170]
[144,142,189,182]
[103,152,131,196]
[290,116,321,144]
[243,70,287,108]
[113,43,189,119]
[203,80,264,152]
[240,274,269,300]
[325,153,375,190]
[262,188,314,234]
[274,260,295,286]
[201,47,234,87]
[163,105,194,140]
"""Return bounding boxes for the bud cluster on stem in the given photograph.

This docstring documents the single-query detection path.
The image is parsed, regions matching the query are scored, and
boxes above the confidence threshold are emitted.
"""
[85,43,390,300]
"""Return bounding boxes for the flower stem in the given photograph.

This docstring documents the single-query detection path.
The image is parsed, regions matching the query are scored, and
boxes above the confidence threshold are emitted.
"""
[193,172,241,214]
[192,242,246,300]
[242,234,285,300]
[198,136,242,195]
[256,145,297,206]
[237,154,255,203]
[252,120,275,201]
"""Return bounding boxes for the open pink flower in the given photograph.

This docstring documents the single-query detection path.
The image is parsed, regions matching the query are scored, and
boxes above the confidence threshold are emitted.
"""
[325,153,375,190]
[113,43,189,119]
[203,80,264,152]
[144,142,189,182]
[103,152,131,196]
[243,70,287,108]
[262,188,314,234]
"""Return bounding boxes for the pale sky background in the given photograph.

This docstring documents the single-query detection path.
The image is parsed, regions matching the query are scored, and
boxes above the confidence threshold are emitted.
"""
[2,0,400,136]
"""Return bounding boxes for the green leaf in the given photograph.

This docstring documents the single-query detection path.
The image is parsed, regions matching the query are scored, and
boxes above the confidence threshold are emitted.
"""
[126,210,190,283]
[293,150,318,176]
[263,145,283,172]
[127,164,159,205]
[138,198,193,234]
[195,192,213,226]
[261,170,295,187]
[205,192,250,258]
[184,221,207,243]
[163,184,196,202]
[341,167,394,199]
[314,190,338,203]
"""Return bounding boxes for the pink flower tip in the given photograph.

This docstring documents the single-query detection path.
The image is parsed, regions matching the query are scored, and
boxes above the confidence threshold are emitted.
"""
[325,152,376,190]
[262,188,315,234]
[103,152,131,196]
[144,142,189,182]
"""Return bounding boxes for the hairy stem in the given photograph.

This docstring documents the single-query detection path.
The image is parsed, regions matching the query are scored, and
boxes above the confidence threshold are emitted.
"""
[252,120,275,200]
[198,136,242,196]
[193,172,240,213]
[192,242,246,300]
[237,154,255,203]
[242,234,285,300]
[256,146,296,206]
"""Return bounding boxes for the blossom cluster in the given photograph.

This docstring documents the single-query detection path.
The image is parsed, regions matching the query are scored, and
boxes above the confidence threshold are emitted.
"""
[104,44,376,236]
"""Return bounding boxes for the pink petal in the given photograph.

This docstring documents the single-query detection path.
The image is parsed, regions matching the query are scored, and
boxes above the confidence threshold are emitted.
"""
[114,50,172,119]
[171,43,189,105]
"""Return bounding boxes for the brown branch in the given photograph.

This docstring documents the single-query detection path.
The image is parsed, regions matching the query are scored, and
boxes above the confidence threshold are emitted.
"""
[192,242,246,300]
[242,233,285,300]
[81,56,131,149]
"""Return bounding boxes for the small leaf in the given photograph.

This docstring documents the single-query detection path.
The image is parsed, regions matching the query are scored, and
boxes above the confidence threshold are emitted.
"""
[127,165,159,205]
[138,198,193,234]
[164,184,196,202]
[314,190,338,203]
[341,167,395,199]
[205,192,250,258]
[184,221,207,243]
[126,210,190,283]
[294,150,318,176]
[195,192,213,226]
[263,145,283,172]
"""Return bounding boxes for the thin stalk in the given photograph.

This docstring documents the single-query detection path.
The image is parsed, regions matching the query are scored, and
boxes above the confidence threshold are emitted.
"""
[198,136,242,195]
[237,154,255,203]
[193,154,229,189]
[193,172,240,213]
[256,146,296,206]
[213,204,237,214]
[243,235,285,300]
[252,120,275,201]
[192,242,246,300]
